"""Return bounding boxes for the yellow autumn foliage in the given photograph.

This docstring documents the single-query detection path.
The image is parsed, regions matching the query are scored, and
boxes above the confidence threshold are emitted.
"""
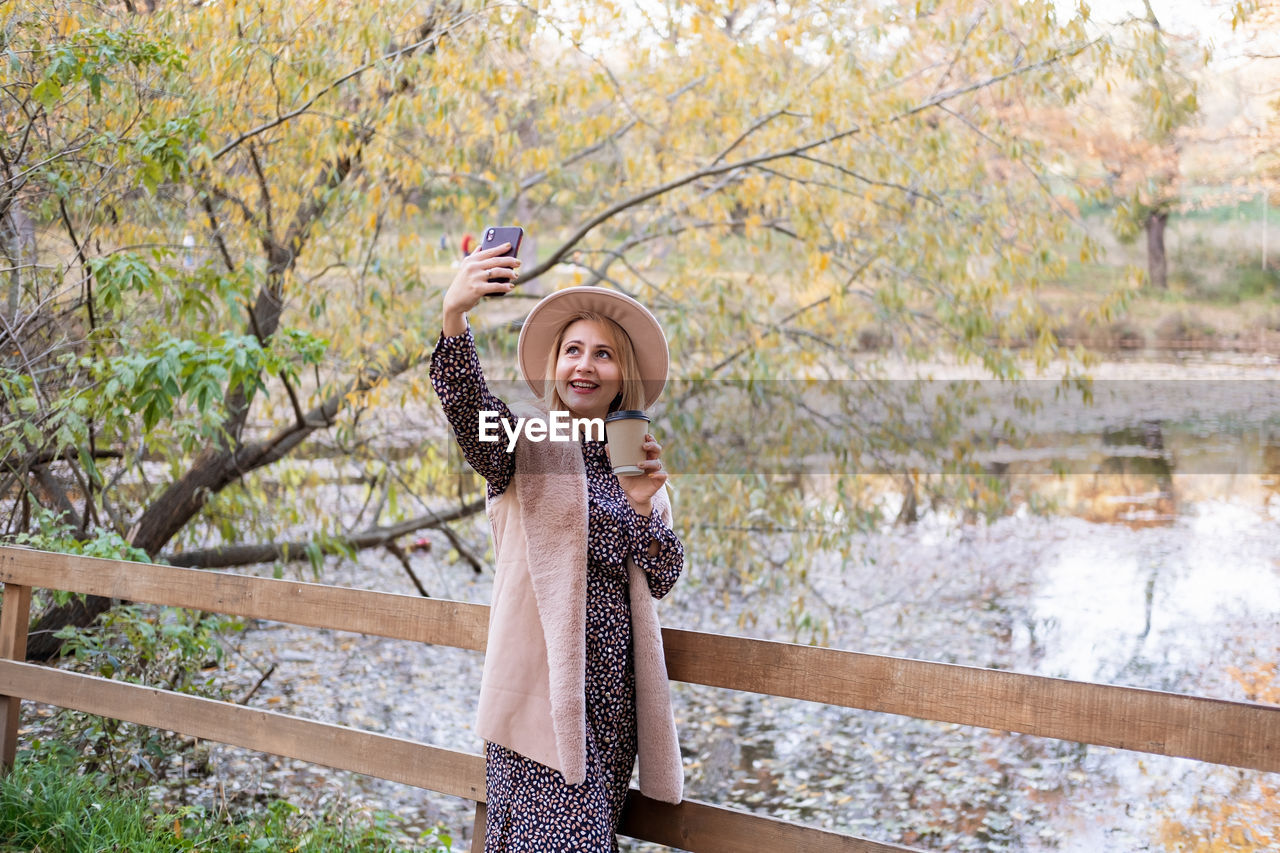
[3,0,1177,632]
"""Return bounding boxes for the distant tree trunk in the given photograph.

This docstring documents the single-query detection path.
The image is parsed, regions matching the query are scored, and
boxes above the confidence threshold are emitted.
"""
[1,199,36,322]
[895,472,918,525]
[1146,209,1169,290]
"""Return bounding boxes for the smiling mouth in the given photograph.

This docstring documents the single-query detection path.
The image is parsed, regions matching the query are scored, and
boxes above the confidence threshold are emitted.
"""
[569,381,598,391]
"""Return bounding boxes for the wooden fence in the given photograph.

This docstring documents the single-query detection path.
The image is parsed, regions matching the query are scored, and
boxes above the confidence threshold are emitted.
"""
[1,545,1276,852]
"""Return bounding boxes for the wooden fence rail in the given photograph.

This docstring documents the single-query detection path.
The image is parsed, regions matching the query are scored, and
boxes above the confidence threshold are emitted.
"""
[1,546,1276,852]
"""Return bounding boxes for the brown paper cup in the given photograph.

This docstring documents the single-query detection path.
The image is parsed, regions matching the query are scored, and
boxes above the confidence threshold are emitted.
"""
[604,410,650,476]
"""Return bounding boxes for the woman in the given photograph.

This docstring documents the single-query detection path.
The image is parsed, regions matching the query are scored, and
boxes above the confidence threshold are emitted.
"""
[429,241,685,852]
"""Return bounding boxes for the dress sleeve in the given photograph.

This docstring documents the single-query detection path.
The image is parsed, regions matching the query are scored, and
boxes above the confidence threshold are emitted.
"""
[429,324,516,496]
[628,509,684,600]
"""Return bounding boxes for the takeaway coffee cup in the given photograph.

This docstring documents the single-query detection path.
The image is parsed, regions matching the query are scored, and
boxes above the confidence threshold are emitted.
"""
[604,410,650,476]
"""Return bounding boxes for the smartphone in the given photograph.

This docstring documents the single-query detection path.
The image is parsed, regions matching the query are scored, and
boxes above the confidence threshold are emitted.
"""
[478,225,524,292]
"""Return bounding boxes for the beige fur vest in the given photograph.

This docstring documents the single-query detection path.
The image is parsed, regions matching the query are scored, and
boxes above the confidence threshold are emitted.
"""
[475,402,684,804]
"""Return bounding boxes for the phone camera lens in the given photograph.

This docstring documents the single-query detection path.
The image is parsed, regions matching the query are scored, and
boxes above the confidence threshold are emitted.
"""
[486,229,494,240]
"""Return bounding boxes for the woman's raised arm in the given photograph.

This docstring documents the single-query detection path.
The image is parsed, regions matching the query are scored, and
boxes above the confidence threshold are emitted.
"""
[430,243,522,494]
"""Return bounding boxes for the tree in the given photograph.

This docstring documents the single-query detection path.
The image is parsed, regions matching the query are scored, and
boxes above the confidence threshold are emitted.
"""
[1049,2,1205,290]
[4,0,1157,655]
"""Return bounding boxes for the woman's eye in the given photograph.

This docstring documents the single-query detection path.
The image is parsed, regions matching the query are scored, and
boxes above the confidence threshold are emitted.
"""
[595,350,611,359]
[564,345,579,355]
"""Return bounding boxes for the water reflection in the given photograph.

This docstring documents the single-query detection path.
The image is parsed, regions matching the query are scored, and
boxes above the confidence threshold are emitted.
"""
[980,414,1280,526]
[1264,424,1280,497]
[664,379,1279,851]
[667,490,1278,851]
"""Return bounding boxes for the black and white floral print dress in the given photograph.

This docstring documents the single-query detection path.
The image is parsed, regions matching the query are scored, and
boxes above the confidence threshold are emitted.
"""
[430,326,684,853]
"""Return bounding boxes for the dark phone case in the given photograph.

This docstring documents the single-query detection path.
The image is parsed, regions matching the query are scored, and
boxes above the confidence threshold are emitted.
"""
[479,226,524,294]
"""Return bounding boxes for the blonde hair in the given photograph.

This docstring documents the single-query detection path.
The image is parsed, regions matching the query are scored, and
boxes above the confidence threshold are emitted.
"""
[540,312,647,414]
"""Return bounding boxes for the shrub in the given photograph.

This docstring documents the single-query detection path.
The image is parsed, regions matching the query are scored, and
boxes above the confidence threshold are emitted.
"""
[0,753,454,851]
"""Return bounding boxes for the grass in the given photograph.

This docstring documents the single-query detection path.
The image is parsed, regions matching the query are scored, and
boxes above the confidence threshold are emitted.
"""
[1037,211,1280,349]
[0,751,452,852]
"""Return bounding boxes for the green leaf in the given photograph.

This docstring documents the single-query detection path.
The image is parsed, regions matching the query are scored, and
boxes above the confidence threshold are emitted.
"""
[31,75,62,108]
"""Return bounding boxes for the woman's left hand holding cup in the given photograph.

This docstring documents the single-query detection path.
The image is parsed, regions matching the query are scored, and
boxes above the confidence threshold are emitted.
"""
[615,434,667,517]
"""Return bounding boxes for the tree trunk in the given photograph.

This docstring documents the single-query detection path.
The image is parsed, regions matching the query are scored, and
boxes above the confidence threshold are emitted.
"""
[1,198,36,323]
[24,347,429,660]
[1146,209,1169,290]
[18,2,469,660]
[23,146,369,661]
[25,436,286,659]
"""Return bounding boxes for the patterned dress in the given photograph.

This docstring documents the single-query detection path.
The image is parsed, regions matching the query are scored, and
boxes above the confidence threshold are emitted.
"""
[430,326,684,853]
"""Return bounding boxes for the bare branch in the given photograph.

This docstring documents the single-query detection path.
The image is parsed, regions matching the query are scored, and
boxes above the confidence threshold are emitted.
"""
[705,237,888,376]
[518,42,1096,287]
[385,540,431,596]
[519,119,639,192]
[248,142,275,241]
[711,109,800,167]
[2,448,123,471]
[790,153,946,207]
[437,522,485,574]
[210,9,478,161]
[57,198,95,333]
[232,347,425,473]
[279,370,308,429]
[199,192,238,272]
[164,497,486,569]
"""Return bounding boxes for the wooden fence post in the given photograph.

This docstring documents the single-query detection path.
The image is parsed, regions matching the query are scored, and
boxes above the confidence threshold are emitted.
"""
[470,802,486,853]
[0,581,33,771]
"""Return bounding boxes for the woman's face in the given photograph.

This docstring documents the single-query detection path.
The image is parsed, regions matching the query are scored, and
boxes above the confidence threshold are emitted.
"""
[554,318,623,421]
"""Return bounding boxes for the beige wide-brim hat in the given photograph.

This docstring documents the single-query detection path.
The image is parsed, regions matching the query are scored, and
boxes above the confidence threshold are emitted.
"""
[517,286,669,409]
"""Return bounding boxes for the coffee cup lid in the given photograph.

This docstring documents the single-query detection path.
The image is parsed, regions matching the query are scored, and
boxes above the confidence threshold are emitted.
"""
[605,410,650,422]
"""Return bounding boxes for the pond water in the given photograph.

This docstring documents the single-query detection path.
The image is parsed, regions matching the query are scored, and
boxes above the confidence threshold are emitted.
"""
[658,352,1279,851]
[666,498,1278,851]
[190,353,1278,852]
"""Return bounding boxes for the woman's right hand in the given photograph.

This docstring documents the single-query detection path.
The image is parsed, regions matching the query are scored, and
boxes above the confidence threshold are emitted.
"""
[441,243,521,336]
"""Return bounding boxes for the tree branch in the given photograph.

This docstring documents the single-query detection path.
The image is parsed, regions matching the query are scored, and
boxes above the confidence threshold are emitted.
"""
[2,447,123,472]
[519,118,638,193]
[711,108,801,167]
[704,238,888,376]
[518,42,1096,287]
[58,198,95,333]
[436,522,485,574]
[231,346,423,473]
[790,153,946,207]
[126,343,429,557]
[248,142,275,241]
[164,497,486,569]
[199,192,238,272]
[516,126,859,283]
[210,9,475,161]
[279,370,307,429]
[385,540,431,596]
